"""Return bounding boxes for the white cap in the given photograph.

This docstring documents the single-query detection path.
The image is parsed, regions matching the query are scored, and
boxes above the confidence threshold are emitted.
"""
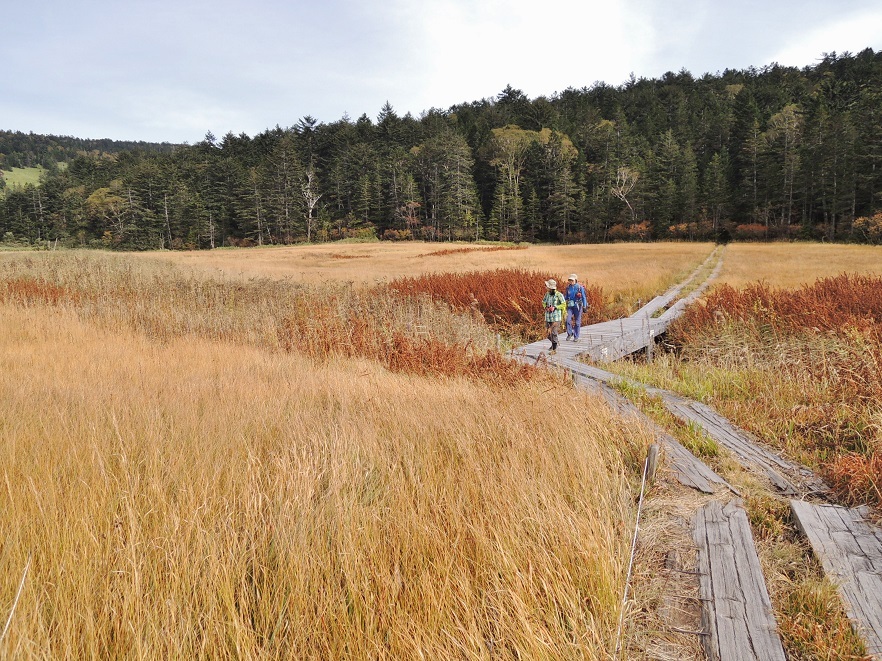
[568,274,578,281]
[545,279,557,289]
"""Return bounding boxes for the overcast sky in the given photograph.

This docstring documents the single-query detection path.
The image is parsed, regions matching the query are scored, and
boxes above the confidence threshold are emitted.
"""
[3,0,881,144]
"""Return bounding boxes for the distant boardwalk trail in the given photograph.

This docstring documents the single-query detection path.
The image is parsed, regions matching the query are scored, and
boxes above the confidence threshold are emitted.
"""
[509,246,882,660]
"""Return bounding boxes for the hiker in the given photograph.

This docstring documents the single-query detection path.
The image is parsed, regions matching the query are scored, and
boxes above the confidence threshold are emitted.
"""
[564,274,589,342]
[542,279,566,354]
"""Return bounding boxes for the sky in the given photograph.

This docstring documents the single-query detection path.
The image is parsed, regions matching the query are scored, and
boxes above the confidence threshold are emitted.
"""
[3,0,881,144]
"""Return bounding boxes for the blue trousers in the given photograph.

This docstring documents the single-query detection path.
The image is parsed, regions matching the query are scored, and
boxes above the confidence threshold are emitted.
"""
[566,306,584,338]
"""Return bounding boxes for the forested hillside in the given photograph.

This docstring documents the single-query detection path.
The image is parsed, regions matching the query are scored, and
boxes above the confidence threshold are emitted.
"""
[2,49,881,249]
[0,130,178,169]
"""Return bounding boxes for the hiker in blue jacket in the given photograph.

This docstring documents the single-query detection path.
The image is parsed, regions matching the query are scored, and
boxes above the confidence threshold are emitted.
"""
[564,274,589,342]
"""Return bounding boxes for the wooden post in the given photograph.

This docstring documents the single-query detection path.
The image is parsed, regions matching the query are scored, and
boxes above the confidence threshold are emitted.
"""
[646,443,659,483]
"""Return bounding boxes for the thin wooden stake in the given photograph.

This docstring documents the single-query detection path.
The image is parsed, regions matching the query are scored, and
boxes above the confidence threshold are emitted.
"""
[0,554,31,646]
[615,450,650,658]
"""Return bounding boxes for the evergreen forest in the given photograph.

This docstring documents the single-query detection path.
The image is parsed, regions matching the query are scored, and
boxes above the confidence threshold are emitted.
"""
[2,49,882,249]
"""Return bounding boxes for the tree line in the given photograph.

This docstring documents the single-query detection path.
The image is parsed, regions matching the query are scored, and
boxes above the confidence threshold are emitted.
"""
[0,130,178,170]
[2,48,881,249]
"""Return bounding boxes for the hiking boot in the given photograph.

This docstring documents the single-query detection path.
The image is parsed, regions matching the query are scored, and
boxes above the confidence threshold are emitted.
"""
[549,349,557,355]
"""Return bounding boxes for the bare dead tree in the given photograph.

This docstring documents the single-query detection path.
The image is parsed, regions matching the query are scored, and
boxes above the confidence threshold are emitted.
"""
[302,166,322,242]
[611,166,639,222]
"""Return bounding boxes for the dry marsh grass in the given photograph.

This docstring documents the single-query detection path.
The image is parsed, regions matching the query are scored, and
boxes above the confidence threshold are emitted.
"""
[0,252,522,382]
[129,241,713,302]
[0,251,654,658]
[715,243,881,289]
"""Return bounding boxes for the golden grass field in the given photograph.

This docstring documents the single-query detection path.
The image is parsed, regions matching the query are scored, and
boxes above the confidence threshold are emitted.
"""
[2,241,880,658]
[1,303,650,658]
[134,241,713,294]
[715,242,882,288]
[0,246,660,659]
[134,240,881,305]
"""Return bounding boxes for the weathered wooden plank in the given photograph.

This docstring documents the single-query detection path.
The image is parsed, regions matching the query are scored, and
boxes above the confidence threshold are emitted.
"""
[584,378,731,494]
[790,500,882,658]
[695,500,787,661]
[824,505,882,644]
[546,356,827,498]
[682,407,796,493]
[546,358,736,494]
[687,402,791,470]
[656,391,829,496]
[657,255,726,324]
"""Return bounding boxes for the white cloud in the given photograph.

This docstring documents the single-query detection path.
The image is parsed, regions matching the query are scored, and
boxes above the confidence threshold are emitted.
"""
[768,7,882,67]
[116,85,251,141]
[392,0,654,112]
[3,0,880,141]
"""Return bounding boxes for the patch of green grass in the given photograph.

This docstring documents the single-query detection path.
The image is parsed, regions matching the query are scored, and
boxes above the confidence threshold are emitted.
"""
[746,493,792,541]
[610,379,722,460]
[680,419,721,458]
[2,165,45,190]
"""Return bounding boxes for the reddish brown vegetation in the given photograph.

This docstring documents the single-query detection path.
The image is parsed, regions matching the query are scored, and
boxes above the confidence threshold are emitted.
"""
[671,273,882,506]
[673,274,882,339]
[416,245,528,257]
[389,268,605,340]
[1,277,82,306]
[277,314,539,385]
[827,452,882,507]
[1,260,533,384]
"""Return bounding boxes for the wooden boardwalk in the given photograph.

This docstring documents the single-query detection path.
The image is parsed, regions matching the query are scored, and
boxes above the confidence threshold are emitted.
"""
[791,500,882,658]
[551,357,825,497]
[654,389,828,497]
[694,500,787,661]
[514,247,724,364]
[584,376,732,494]
[508,247,879,659]
[552,351,882,659]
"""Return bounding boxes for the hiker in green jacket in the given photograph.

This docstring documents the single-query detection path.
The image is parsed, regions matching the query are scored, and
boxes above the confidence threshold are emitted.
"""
[542,279,566,354]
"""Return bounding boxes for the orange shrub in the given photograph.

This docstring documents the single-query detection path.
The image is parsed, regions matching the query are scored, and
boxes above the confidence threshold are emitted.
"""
[826,452,882,506]
[1,276,83,306]
[733,223,768,240]
[417,245,527,257]
[853,211,882,244]
[672,274,882,340]
[608,221,651,241]
[276,312,540,385]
